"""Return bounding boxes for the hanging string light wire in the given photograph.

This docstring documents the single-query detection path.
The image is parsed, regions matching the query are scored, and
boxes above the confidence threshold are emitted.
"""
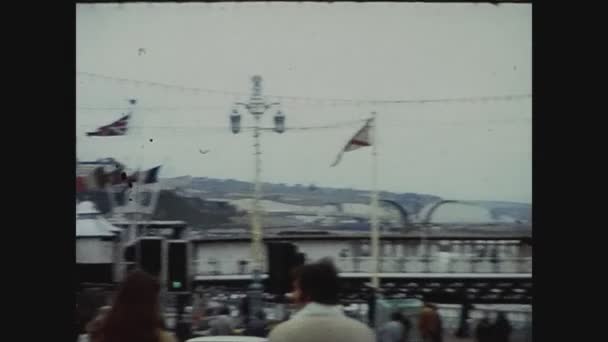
[78,71,531,107]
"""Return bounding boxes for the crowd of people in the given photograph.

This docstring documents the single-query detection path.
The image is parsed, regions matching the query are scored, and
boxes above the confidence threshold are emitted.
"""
[76,261,514,342]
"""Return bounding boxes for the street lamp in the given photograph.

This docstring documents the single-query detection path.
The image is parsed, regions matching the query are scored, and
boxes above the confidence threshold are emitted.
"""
[230,108,241,134]
[274,110,285,133]
[229,75,285,320]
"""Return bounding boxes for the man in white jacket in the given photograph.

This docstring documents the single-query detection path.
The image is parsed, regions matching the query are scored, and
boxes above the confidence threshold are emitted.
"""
[268,260,375,342]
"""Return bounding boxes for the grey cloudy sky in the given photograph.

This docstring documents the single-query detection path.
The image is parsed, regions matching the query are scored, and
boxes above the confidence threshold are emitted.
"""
[76,2,531,203]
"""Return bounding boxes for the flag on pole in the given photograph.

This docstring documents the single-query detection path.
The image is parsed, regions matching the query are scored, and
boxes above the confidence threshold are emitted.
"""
[331,118,374,167]
[113,165,162,215]
[86,114,130,136]
[127,165,161,184]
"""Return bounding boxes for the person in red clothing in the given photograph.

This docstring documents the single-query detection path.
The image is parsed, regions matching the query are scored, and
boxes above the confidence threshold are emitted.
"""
[418,303,443,342]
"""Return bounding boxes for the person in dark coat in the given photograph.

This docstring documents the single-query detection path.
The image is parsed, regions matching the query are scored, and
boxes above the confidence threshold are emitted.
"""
[240,296,250,327]
[492,312,512,342]
[244,310,269,337]
[455,301,473,338]
[400,314,412,342]
[475,316,493,342]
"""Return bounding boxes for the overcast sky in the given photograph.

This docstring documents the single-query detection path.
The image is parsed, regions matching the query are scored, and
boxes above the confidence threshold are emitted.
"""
[76,2,531,203]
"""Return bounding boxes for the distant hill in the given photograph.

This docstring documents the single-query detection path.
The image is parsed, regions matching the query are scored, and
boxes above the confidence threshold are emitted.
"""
[468,201,532,223]
[79,176,531,226]
[181,177,531,223]
[187,177,442,216]
[76,188,239,229]
[152,190,239,228]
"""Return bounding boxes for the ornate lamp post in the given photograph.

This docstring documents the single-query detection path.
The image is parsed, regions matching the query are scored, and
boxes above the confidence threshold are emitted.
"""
[230,75,285,320]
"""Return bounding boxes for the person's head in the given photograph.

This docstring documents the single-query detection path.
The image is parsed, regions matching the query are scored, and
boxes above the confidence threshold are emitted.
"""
[97,270,163,342]
[391,311,403,322]
[291,259,340,306]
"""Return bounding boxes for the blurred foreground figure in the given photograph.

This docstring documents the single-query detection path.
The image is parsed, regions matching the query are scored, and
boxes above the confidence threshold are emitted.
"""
[492,312,512,342]
[92,270,176,342]
[209,306,235,335]
[418,303,443,342]
[475,314,493,342]
[244,310,269,337]
[269,260,375,342]
[400,314,412,342]
[377,311,404,342]
[86,306,111,341]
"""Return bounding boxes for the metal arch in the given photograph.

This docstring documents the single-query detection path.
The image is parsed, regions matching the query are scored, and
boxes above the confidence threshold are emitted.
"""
[421,200,475,223]
[378,199,411,227]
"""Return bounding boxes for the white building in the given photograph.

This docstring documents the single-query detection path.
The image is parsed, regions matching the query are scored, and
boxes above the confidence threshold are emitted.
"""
[190,229,532,278]
[76,201,121,284]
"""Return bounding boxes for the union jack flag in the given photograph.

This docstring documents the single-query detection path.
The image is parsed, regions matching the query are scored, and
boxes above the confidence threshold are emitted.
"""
[86,114,130,136]
[330,118,374,167]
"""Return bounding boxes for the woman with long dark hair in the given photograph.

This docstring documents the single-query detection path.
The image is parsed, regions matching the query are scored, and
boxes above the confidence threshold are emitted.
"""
[93,270,176,342]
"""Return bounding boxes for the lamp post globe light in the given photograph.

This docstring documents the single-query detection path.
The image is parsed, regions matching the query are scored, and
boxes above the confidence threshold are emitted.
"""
[229,75,285,320]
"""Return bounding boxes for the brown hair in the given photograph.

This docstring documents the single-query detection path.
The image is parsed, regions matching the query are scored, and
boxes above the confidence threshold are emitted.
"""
[292,259,340,305]
[94,270,164,342]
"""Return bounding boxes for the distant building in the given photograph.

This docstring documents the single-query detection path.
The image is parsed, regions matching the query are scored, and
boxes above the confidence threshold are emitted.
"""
[76,201,120,285]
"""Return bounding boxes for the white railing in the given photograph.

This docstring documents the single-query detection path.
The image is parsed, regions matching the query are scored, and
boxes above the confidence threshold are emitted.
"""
[194,256,532,276]
[335,256,531,274]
